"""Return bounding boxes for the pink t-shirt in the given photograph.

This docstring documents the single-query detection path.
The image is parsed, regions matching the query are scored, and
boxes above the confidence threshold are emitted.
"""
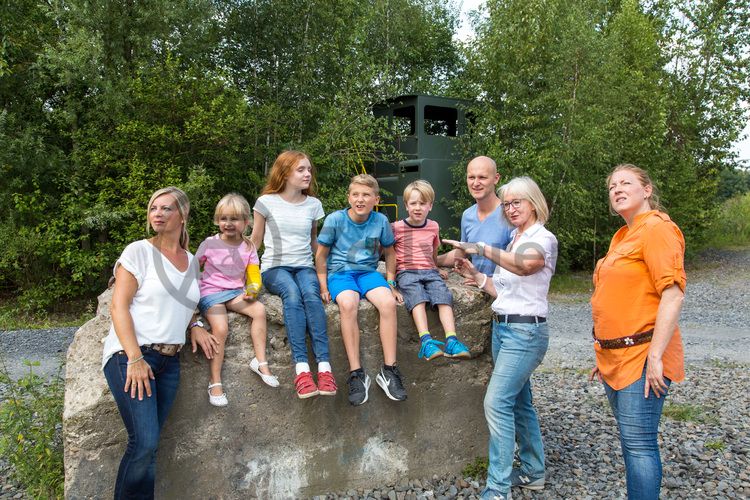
[195,235,259,297]
[392,219,440,271]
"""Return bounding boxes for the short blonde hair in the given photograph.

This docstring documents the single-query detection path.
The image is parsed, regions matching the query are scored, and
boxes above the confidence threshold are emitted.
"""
[498,177,550,225]
[349,174,380,195]
[213,193,252,225]
[213,193,253,245]
[403,180,435,205]
[146,186,190,249]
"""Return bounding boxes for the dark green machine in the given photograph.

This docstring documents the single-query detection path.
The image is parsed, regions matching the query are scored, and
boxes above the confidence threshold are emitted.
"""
[372,94,471,230]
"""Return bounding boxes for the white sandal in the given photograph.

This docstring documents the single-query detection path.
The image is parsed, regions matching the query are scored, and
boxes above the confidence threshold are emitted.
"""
[250,357,280,387]
[207,382,228,407]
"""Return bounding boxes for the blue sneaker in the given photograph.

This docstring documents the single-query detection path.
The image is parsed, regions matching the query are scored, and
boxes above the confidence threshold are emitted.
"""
[418,339,444,360]
[444,337,471,359]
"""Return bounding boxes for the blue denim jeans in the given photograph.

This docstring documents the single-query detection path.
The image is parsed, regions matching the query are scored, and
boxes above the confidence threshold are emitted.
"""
[103,348,180,500]
[482,319,549,498]
[262,266,330,363]
[604,366,671,500]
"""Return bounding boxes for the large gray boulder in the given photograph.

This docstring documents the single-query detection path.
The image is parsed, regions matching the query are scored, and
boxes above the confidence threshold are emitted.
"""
[64,275,493,498]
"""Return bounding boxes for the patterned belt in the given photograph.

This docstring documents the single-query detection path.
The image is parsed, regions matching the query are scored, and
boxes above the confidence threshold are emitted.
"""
[493,313,546,324]
[592,327,653,349]
[118,344,182,357]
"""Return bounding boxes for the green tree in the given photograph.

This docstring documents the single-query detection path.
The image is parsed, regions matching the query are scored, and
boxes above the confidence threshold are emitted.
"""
[1,0,462,308]
[460,0,749,269]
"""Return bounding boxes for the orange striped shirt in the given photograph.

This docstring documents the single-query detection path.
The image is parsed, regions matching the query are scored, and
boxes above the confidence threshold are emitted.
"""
[591,211,686,390]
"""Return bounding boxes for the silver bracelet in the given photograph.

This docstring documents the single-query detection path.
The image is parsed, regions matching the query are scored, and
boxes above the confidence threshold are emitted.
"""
[127,355,144,366]
[477,274,488,289]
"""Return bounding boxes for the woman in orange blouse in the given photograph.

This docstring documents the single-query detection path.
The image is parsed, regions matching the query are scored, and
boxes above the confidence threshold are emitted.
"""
[590,164,685,500]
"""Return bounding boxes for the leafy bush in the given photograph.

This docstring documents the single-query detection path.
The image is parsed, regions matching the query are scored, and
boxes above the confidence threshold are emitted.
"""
[704,193,750,248]
[0,361,64,499]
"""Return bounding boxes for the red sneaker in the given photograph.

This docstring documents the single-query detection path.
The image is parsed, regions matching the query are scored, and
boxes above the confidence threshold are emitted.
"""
[294,371,319,399]
[317,371,338,396]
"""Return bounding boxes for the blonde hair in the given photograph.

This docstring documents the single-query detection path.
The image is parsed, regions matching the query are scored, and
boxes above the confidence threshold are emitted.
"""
[146,186,190,250]
[214,193,253,245]
[403,180,435,205]
[606,164,663,213]
[498,177,550,225]
[349,174,380,194]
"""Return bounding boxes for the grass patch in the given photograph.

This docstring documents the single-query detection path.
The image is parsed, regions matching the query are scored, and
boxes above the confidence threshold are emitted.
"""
[549,271,592,295]
[662,402,717,423]
[0,296,93,331]
[704,192,750,248]
[462,456,488,480]
[708,358,745,370]
[534,366,593,377]
[0,360,64,499]
[705,439,725,451]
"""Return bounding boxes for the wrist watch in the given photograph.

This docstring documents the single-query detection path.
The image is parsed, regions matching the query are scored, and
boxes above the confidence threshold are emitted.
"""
[475,241,486,256]
[189,320,204,329]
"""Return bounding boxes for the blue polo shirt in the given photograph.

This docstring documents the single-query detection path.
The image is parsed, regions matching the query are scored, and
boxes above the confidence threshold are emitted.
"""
[318,209,395,274]
[460,204,513,276]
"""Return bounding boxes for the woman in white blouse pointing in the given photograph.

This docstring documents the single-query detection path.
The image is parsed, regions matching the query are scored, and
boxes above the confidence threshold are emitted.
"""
[445,176,557,500]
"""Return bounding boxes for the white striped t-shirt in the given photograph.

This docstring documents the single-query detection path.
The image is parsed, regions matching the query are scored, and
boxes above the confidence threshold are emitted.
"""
[253,194,324,272]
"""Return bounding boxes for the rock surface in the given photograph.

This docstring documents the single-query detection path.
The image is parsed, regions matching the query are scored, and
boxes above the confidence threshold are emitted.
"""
[63,275,494,499]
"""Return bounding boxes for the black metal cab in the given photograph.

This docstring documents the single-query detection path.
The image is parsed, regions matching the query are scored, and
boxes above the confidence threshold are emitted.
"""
[373,94,471,229]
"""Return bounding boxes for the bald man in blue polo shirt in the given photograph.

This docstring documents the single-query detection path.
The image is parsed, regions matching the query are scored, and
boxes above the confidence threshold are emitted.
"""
[438,156,513,277]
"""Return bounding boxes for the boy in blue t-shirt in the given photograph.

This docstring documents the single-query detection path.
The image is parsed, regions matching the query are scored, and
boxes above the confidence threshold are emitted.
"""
[316,174,406,406]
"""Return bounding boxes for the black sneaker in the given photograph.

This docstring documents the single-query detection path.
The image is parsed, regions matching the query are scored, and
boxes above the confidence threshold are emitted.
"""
[347,370,371,406]
[376,364,407,401]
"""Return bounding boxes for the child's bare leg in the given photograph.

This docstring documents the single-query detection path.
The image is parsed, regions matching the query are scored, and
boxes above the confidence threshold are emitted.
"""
[410,303,430,333]
[227,296,272,376]
[365,287,398,365]
[205,304,228,396]
[336,290,362,371]
[437,304,456,335]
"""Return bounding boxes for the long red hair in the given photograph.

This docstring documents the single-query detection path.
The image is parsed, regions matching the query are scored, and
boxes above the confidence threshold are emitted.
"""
[261,150,317,197]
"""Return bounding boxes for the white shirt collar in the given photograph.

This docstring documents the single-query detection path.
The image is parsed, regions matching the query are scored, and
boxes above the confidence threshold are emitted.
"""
[510,221,544,241]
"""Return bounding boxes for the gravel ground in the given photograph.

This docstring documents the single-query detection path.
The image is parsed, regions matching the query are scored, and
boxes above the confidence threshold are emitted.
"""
[1,248,748,499]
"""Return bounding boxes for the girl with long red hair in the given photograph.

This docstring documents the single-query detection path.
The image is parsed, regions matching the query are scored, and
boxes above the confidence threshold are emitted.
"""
[251,151,337,399]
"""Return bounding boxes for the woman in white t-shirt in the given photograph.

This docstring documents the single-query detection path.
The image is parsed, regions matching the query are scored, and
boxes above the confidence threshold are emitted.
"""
[102,187,217,499]
[447,177,557,500]
[251,151,336,399]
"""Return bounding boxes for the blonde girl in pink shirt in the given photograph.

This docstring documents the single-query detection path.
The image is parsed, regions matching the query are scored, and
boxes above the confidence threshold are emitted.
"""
[195,193,278,407]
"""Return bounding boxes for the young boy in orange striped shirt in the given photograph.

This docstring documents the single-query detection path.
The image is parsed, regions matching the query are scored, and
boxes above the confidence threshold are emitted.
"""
[391,180,471,360]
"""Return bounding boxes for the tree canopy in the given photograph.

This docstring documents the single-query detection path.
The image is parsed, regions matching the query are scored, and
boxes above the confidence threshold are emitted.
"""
[1,0,747,308]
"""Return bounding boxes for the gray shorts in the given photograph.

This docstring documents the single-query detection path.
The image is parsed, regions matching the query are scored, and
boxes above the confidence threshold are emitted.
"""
[396,269,453,313]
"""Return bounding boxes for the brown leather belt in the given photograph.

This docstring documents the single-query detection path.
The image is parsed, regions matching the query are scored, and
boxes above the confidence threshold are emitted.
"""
[592,327,653,349]
[118,343,182,357]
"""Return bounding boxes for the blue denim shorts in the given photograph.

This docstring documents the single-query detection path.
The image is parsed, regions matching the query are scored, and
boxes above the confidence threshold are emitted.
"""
[328,270,388,302]
[396,269,453,312]
[198,289,244,315]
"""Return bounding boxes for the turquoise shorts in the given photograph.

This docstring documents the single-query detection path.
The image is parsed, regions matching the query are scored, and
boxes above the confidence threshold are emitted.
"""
[328,270,388,302]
